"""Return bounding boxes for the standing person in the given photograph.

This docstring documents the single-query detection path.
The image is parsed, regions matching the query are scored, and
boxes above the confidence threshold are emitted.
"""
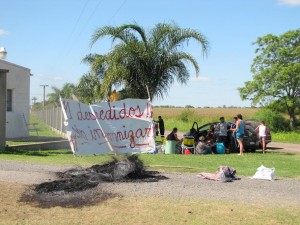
[217,117,229,151]
[229,117,238,152]
[158,116,165,137]
[233,114,245,155]
[255,121,267,154]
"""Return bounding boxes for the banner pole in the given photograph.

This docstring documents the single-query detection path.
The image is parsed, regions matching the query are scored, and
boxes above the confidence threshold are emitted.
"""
[89,104,115,154]
[146,85,151,101]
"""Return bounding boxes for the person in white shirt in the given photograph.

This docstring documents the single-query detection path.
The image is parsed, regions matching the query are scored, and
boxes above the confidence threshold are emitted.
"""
[255,121,267,154]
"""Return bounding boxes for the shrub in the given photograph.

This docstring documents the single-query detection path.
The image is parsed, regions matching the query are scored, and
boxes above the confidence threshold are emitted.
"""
[253,108,290,132]
[177,109,195,123]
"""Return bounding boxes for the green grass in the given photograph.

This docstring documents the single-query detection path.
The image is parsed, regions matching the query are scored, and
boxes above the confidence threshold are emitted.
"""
[29,115,62,137]
[2,113,299,179]
[6,115,62,146]
[0,148,299,178]
[272,131,300,144]
[164,117,212,132]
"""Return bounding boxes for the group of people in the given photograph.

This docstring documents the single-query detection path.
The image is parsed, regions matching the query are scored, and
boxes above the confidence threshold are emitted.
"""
[180,114,246,155]
[163,113,268,155]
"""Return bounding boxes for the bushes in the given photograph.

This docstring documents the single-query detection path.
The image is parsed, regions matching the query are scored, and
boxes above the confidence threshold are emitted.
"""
[253,108,290,132]
[177,109,195,123]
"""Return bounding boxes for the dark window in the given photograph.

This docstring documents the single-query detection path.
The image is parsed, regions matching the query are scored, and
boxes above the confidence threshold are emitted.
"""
[7,89,12,111]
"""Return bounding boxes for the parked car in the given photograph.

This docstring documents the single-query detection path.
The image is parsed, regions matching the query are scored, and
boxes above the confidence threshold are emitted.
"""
[190,120,271,153]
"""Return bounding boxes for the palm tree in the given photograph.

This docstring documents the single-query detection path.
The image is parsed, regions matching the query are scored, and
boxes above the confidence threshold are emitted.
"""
[89,22,209,100]
[79,54,107,103]
[75,72,103,104]
[47,83,75,106]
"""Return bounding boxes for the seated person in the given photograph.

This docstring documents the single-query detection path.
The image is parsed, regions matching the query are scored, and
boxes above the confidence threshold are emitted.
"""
[206,125,215,139]
[195,136,215,154]
[166,127,182,153]
[184,128,199,145]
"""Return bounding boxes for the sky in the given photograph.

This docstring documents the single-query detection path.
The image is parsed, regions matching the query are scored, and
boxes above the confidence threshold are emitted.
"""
[0,0,300,108]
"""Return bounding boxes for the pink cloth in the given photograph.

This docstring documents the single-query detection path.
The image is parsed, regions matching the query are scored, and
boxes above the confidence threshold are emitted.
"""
[197,172,220,181]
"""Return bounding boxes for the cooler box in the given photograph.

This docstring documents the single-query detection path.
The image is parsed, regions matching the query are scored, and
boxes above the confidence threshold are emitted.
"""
[165,140,176,154]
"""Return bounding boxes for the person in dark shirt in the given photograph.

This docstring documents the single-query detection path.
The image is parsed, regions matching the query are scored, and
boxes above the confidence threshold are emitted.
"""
[167,128,180,142]
[229,117,238,152]
[166,127,182,153]
[158,116,165,137]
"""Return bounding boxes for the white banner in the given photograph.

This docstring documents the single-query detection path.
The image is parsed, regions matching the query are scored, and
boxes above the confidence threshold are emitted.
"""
[60,98,156,155]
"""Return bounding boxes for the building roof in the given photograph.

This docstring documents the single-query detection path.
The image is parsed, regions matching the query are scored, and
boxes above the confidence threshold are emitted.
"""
[0,59,30,72]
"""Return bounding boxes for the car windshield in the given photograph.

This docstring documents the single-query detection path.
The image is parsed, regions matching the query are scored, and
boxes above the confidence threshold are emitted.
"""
[198,124,212,132]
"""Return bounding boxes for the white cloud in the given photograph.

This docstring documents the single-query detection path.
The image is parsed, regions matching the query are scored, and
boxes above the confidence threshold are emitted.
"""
[278,0,300,6]
[196,76,209,81]
[53,76,64,80]
[0,29,8,36]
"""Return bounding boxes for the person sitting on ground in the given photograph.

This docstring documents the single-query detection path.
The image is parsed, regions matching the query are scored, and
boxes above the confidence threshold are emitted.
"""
[195,136,214,154]
[166,127,182,153]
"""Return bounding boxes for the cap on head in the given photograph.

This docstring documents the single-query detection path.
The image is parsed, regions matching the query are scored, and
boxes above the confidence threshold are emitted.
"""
[199,136,205,141]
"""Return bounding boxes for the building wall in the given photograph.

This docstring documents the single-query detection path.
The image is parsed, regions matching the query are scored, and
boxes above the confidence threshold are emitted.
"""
[0,69,8,149]
[0,59,31,138]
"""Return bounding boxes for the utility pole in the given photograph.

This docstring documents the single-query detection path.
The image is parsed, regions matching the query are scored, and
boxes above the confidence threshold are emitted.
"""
[40,85,49,109]
[31,97,37,105]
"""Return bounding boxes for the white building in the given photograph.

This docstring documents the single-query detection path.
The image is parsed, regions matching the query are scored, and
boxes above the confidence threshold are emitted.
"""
[0,58,31,138]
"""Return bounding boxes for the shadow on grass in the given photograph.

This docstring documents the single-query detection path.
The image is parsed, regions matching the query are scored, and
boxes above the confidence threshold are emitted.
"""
[265,150,296,156]
[6,136,66,143]
[267,146,284,150]
[0,148,72,157]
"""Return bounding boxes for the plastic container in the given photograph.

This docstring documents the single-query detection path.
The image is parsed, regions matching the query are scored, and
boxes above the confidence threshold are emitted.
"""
[184,149,191,155]
[165,140,176,154]
[216,142,225,154]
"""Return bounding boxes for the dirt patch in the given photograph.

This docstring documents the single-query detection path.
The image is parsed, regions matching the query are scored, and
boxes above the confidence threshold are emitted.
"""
[19,155,167,208]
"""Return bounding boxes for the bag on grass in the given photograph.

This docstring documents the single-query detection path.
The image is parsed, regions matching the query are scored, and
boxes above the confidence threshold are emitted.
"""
[252,165,275,181]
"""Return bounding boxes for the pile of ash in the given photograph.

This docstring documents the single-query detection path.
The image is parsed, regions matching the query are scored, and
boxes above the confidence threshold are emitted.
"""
[20,155,167,208]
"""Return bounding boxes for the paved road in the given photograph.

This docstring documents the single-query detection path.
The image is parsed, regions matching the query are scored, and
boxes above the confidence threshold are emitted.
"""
[267,142,300,154]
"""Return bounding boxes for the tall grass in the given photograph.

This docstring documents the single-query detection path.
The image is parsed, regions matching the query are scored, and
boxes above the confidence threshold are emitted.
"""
[153,107,259,120]
[156,108,256,132]
[272,131,300,144]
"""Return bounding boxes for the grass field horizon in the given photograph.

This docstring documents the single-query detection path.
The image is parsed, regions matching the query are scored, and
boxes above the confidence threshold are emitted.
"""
[152,107,259,120]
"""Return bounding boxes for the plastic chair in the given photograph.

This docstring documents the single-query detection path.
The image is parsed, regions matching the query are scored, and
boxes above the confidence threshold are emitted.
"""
[181,136,195,154]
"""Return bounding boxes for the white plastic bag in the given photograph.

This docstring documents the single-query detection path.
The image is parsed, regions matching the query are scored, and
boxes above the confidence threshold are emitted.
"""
[252,165,275,181]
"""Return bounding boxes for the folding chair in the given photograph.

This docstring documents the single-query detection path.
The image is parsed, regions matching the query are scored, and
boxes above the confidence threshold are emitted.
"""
[181,136,195,154]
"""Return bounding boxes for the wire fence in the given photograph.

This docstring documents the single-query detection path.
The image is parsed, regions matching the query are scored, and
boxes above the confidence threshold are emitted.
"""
[31,107,67,137]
